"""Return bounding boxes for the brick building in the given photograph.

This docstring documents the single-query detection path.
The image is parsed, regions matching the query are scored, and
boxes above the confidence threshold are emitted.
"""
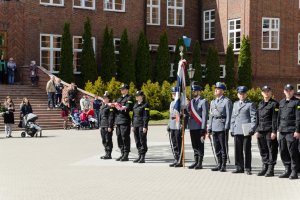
[0,0,300,96]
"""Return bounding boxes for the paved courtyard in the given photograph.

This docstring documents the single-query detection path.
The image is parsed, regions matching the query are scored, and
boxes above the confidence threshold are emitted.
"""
[0,125,299,200]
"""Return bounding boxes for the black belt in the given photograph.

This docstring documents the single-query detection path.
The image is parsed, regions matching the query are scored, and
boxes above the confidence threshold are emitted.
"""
[171,117,176,120]
[214,117,226,119]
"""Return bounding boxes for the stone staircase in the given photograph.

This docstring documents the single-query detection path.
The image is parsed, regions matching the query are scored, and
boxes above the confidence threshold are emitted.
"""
[0,84,64,130]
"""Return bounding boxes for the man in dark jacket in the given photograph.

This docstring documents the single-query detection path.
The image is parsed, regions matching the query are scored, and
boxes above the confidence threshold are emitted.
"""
[255,86,279,177]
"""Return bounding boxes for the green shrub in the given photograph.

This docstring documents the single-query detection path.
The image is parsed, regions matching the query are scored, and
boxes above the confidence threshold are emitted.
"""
[161,110,170,119]
[150,110,164,120]
[106,78,122,101]
[247,88,263,105]
[142,80,163,111]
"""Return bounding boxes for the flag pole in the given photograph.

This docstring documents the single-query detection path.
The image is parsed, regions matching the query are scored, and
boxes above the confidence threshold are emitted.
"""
[179,46,185,168]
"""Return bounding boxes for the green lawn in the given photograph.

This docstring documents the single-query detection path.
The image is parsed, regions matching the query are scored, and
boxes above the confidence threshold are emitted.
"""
[149,119,168,125]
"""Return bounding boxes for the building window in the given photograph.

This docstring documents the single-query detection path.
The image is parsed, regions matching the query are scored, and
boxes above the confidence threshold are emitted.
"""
[73,36,96,73]
[199,64,226,79]
[104,0,125,12]
[262,17,280,50]
[0,31,7,59]
[147,0,160,25]
[167,0,184,27]
[40,0,64,6]
[228,18,241,50]
[73,0,95,10]
[149,44,176,52]
[113,38,121,54]
[203,9,215,40]
[40,34,62,73]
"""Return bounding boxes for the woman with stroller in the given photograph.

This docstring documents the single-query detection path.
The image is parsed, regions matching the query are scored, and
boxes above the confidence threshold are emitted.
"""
[132,90,150,163]
[3,96,15,137]
[19,97,33,128]
[60,97,70,130]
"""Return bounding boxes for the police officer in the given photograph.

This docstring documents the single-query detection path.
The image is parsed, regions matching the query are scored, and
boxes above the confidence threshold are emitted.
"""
[255,86,279,177]
[277,84,300,179]
[208,82,232,172]
[168,87,183,167]
[115,83,134,161]
[99,92,114,159]
[188,85,209,170]
[230,86,256,175]
[132,90,150,164]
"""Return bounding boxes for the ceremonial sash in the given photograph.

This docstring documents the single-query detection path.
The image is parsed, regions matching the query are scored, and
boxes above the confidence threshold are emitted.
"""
[189,101,202,126]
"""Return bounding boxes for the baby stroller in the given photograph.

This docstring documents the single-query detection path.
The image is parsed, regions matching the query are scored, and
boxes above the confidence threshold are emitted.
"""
[21,113,42,137]
[69,112,81,130]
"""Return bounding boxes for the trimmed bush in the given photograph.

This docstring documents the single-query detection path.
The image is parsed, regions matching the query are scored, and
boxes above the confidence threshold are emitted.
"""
[150,110,164,120]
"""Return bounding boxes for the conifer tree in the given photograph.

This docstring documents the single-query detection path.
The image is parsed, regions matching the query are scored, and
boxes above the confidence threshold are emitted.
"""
[192,40,202,86]
[225,41,236,89]
[206,46,220,86]
[155,31,170,84]
[238,35,252,88]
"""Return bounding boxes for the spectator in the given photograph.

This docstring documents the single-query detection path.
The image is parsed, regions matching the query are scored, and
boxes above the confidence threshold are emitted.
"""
[93,96,102,128]
[80,95,90,111]
[68,83,77,113]
[46,75,56,110]
[3,96,15,138]
[0,55,6,84]
[55,78,64,107]
[19,97,33,128]
[7,57,16,85]
[29,60,38,86]
[60,97,70,129]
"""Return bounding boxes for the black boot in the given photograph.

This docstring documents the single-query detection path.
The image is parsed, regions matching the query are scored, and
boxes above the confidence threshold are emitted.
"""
[257,164,268,176]
[289,170,298,180]
[100,151,109,159]
[133,154,141,163]
[116,152,124,161]
[279,167,291,178]
[220,158,227,172]
[211,157,222,171]
[194,156,203,170]
[188,156,199,169]
[138,154,145,163]
[169,159,178,167]
[120,152,129,161]
[174,159,183,167]
[265,165,274,177]
[103,152,112,160]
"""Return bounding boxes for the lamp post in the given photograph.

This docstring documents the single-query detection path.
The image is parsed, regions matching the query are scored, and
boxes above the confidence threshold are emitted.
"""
[187,65,195,100]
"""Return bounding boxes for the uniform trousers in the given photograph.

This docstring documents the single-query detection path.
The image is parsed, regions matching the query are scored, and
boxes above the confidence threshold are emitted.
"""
[257,131,278,166]
[190,129,204,157]
[170,129,182,160]
[234,135,252,171]
[100,127,113,153]
[279,132,299,171]
[116,124,131,153]
[212,131,227,159]
[133,127,148,155]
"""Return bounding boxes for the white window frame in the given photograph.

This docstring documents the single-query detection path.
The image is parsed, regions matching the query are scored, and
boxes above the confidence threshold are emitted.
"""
[168,45,176,52]
[297,84,300,91]
[73,0,96,10]
[104,0,126,12]
[40,0,64,6]
[167,0,185,27]
[149,44,176,52]
[203,9,215,41]
[113,38,121,54]
[262,17,280,50]
[73,36,96,74]
[40,34,62,74]
[228,18,241,51]
[199,64,226,78]
[147,0,160,25]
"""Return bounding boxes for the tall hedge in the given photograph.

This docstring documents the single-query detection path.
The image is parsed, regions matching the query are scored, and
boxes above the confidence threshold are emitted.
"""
[59,22,74,83]
[238,35,252,88]
[118,29,135,84]
[155,31,170,84]
[100,26,117,82]
[205,46,220,85]
[135,31,151,88]
[192,40,202,86]
[225,42,236,89]
[80,17,97,84]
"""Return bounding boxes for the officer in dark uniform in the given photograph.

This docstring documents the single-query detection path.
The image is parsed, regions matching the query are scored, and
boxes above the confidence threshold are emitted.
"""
[187,85,209,170]
[255,86,279,177]
[230,86,256,175]
[115,83,134,161]
[208,82,232,172]
[168,87,183,167]
[132,90,150,164]
[277,84,300,179]
[99,92,115,159]
[296,90,300,173]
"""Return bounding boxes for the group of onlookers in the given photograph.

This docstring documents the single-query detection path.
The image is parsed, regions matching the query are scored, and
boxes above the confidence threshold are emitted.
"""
[45,75,65,110]
[0,56,17,85]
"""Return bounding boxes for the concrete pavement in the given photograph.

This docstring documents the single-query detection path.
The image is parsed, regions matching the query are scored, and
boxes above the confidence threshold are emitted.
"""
[0,126,299,200]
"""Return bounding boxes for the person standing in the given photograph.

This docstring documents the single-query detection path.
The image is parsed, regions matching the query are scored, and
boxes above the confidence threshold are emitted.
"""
[277,84,300,179]
[3,96,15,138]
[80,95,90,111]
[99,92,115,159]
[29,61,38,86]
[19,97,33,127]
[68,83,77,113]
[168,87,183,167]
[230,86,256,175]
[255,86,279,177]
[0,55,6,84]
[93,96,102,128]
[114,83,134,162]
[132,91,150,164]
[55,78,64,107]
[60,97,70,130]
[46,75,56,110]
[7,57,16,85]
[187,85,209,170]
[208,82,232,172]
